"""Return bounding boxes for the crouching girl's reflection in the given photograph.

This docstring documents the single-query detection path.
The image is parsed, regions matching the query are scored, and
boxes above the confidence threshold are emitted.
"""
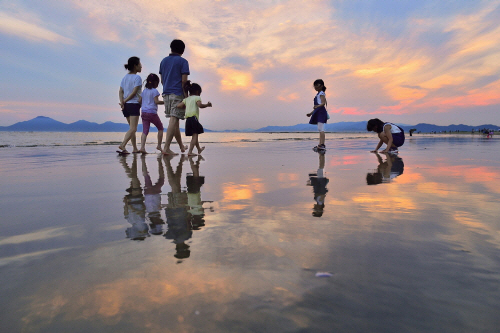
[366,152,404,185]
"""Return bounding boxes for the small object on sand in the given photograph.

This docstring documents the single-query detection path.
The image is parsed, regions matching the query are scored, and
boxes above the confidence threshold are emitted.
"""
[315,272,333,277]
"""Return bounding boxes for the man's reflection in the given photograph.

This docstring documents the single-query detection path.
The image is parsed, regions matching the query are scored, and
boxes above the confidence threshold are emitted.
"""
[142,155,165,235]
[163,155,192,260]
[307,153,329,217]
[366,152,404,185]
[119,154,149,241]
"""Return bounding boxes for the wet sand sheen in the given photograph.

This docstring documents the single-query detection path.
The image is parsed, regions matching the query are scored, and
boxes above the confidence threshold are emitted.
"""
[1,136,499,332]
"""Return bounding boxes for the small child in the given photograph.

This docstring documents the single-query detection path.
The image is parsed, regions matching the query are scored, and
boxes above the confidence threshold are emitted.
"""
[139,74,164,154]
[176,81,212,156]
[366,118,405,154]
[306,79,328,152]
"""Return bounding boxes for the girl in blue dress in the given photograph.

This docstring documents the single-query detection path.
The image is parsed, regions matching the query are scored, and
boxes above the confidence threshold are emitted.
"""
[307,79,328,151]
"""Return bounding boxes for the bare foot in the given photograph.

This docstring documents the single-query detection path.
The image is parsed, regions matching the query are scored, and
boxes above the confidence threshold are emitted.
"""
[198,146,205,154]
[179,144,188,153]
[162,149,178,155]
[118,145,126,151]
[156,145,162,152]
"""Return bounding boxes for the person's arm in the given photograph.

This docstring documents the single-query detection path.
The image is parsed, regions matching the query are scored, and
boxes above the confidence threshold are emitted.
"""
[176,101,186,108]
[314,94,326,109]
[123,86,141,104]
[154,95,164,105]
[371,139,384,152]
[381,125,394,153]
[196,100,212,108]
[181,74,188,97]
[119,87,125,109]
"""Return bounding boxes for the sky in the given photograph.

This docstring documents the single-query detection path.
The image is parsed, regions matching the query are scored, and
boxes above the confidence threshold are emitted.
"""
[1,0,499,130]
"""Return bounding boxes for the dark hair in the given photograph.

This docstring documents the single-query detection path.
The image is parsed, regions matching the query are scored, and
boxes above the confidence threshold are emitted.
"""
[170,39,185,54]
[367,118,385,133]
[124,56,140,71]
[366,172,383,185]
[145,73,160,89]
[184,80,202,95]
[313,79,327,92]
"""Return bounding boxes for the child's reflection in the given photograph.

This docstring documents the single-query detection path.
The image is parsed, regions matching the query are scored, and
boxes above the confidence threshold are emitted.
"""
[366,152,405,185]
[307,153,329,217]
[162,155,192,260]
[187,156,212,230]
[142,155,165,235]
[120,154,149,241]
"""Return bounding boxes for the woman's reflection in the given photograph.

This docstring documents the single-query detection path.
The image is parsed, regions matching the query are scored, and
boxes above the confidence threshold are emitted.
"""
[307,153,329,217]
[366,152,405,185]
[119,154,149,240]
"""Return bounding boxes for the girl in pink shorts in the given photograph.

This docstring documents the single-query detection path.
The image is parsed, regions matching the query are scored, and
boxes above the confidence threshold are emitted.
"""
[139,74,164,153]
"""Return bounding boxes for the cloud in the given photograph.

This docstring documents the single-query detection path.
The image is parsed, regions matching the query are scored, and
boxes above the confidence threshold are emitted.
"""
[0,12,74,44]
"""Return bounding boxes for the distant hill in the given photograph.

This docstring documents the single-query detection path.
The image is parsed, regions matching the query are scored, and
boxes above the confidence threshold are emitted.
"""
[0,116,498,133]
[0,116,214,132]
[255,122,500,133]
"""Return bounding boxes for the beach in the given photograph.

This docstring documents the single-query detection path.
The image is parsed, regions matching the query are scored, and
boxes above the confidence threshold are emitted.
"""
[1,133,500,332]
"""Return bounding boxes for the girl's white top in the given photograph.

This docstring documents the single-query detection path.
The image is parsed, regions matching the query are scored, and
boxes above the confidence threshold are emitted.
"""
[141,88,160,113]
[315,91,326,105]
[384,122,401,133]
[120,74,142,104]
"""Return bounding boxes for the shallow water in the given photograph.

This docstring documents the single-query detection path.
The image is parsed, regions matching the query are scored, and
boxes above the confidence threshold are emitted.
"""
[1,136,499,332]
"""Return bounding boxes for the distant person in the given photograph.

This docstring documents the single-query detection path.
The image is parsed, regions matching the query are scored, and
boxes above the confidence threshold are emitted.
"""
[177,81,212,156]
[118,56,142,154]
[138,73,164,154]
[159,39,190,155]
[367,118,405,154]
[306,79,329,152]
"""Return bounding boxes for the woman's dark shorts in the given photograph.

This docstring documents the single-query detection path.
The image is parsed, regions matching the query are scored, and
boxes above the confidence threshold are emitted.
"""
[122,103,141,117]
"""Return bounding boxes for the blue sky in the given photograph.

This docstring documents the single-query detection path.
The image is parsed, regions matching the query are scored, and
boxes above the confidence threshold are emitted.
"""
[1,0,499,130]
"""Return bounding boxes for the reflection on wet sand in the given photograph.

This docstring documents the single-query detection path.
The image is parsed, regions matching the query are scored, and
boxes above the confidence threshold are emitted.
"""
[119,154,212,260]
[307,153,329,217]
[366,152,404,185]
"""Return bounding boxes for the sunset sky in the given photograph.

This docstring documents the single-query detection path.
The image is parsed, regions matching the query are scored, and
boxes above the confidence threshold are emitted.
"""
[1,0,500,130]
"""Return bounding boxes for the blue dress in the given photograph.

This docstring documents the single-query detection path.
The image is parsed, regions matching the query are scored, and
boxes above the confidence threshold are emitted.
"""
[309,92,328,124]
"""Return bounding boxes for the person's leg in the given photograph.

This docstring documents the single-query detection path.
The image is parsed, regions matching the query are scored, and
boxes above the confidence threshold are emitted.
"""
[163,116,179,155]
[140,114,151,153]
[120,116,139,151]
[196,137,205,154]
[188,134,198,156]
[174,125,186,153]
[320,131,325,146]
[157,130,163,151]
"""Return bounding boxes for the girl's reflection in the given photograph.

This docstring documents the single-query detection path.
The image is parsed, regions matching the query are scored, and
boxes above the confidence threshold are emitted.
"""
[119,154,149,240]
[307,153,329,217]
[187,156,211,230]
[366,152,405,185]
[142,155,165,235]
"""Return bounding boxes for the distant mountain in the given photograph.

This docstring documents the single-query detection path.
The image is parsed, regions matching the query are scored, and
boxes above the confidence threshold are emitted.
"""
[0,116,213,132]
[0,116,498,133]
[255,121,500,133]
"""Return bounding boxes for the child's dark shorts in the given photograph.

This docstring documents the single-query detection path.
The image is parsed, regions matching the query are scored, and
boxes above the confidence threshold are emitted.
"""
[392,132,405,147]
[122,103,141,117]
[185,116,204,136]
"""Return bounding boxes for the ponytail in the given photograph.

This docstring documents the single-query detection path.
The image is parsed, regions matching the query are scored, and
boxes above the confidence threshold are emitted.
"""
[124,56,140,71]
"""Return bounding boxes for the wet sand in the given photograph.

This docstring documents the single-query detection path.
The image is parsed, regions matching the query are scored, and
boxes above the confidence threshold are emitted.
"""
[1,136,500,332]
